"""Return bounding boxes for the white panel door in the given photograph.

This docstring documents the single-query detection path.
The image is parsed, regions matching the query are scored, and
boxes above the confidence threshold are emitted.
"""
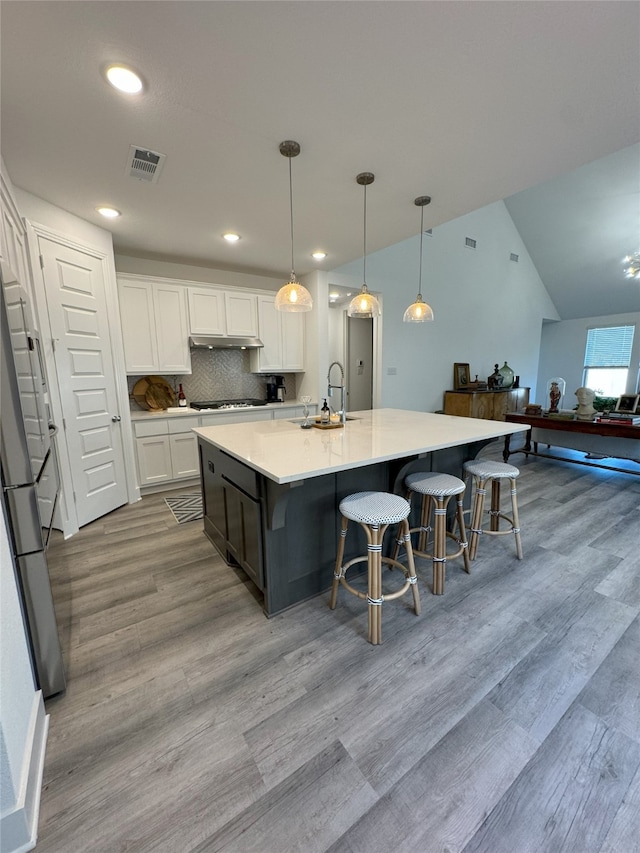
[39,237,128,527]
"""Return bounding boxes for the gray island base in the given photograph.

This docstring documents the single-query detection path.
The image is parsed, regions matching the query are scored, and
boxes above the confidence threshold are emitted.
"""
[195,409,529,616]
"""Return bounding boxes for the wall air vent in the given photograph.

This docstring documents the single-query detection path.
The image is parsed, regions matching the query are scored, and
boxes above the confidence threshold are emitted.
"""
[126,146,166,183]
[465,237,477,249]
[510,253,519,263]
[424,228,433,236]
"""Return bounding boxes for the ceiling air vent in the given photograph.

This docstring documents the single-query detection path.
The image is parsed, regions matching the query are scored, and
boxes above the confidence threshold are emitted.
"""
[510,253,519,263]
[126,146,166,183]
[465,237,477,249]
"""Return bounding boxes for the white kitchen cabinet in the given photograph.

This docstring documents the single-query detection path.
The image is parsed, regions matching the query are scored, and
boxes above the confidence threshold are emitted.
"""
[187,286,257,337]
[250,294,305,373]
[187,287,225,336]
[133,415,199,487]
[118,275,191,374]
[224,291,258,336]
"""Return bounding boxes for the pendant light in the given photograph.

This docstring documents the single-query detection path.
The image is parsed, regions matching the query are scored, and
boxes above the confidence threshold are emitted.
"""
[403,195,434,323]
[275,140,313,312]
[347,172,381,318]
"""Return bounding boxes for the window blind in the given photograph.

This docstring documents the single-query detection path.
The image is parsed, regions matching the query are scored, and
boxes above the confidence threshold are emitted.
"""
[584,325,635,368]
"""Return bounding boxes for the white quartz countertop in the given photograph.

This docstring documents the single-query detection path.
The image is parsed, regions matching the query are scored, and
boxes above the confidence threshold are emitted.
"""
[193,408,529,484]
[129,401,308,421]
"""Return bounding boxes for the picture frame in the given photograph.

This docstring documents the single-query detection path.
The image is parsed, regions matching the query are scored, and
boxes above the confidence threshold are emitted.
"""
[453,362,471,390]
[614,393,639,413]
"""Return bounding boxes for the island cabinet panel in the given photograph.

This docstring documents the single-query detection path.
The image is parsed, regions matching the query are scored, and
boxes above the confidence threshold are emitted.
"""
[200,442,264,591]
[443,387,529,421]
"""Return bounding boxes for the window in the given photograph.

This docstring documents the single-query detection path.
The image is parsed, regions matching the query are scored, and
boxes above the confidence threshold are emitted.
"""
[583,325,635,396]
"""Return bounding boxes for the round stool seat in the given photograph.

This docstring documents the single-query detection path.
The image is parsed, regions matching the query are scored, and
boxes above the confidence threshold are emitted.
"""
[464,459,523,561]
[464,460,520,479]
[339,491,410,525]
[406,471,465,496]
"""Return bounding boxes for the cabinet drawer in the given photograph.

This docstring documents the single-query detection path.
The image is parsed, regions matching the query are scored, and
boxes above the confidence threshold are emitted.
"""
[168,416,200,434]
[199,409,272,427]
[134,419,170,437]
[217,450,260,500]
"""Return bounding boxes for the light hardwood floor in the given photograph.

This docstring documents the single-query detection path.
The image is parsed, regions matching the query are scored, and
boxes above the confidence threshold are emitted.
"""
[39,444,640,853]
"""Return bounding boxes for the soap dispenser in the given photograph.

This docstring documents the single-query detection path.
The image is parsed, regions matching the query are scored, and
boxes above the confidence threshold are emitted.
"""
[320,398,330,425]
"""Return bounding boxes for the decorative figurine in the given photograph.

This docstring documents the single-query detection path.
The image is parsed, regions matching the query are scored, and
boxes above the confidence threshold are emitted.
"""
[549,381,561,413]
[488,364,503,389]
[575,387,596,420]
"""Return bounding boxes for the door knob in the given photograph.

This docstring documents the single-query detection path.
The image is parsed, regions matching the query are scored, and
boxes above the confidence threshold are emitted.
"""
[111,415,121,422]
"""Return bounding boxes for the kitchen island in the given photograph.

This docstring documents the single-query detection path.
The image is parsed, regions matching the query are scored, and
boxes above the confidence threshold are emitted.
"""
[194,409,529,615]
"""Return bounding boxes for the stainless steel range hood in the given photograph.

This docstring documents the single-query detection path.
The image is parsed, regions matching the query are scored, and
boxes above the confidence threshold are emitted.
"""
[189,335,263,349]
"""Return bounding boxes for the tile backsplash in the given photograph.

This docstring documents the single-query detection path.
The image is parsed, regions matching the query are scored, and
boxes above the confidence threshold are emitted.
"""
[127,348,298,407]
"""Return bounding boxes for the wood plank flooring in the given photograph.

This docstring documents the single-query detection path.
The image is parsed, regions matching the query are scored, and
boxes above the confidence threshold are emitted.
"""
[38,445,640,853]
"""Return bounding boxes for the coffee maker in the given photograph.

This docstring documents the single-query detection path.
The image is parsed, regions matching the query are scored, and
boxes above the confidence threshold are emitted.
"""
[266,375,286,403]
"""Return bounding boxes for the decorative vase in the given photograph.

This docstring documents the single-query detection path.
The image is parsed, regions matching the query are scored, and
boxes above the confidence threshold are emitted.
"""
[498,361,514,389]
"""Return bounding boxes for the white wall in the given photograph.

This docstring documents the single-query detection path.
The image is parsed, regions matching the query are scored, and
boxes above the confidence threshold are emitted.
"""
[115,253,283,292]
[330,200,559,412]
[537,312,640,406]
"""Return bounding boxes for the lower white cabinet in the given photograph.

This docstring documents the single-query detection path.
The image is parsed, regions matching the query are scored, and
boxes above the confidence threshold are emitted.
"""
[134,416,199,487]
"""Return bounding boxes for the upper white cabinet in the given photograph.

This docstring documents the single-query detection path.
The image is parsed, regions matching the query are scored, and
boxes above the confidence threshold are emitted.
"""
[187,287,225,335]
[250,294,305,373]
[187,286,257,337]
[118,275,191,374]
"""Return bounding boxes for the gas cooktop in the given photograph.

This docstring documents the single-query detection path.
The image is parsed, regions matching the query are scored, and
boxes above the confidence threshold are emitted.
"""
[190,399,268,411]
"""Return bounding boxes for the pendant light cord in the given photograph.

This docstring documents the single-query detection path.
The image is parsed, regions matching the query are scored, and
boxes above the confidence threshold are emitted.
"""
[289,155,295,278]
[418,204,424,299]
[362,183,367,288]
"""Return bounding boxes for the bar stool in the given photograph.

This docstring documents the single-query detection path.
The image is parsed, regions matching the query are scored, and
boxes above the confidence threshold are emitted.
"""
[330,491,420,645]
[394,472,470,595]
[463,460,523,561]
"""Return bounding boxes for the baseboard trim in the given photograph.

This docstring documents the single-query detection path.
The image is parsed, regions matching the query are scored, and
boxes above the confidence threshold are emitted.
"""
[0,693,49,853]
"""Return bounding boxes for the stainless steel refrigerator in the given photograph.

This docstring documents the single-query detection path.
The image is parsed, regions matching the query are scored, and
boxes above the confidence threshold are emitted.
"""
[1,260,65,697]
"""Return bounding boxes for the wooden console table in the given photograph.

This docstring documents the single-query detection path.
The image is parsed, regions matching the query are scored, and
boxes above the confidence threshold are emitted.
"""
[444,387,529,421]
[503,412,640,476]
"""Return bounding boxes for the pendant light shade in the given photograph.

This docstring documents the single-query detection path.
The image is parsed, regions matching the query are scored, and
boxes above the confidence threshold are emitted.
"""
[403,195,434,324]
[348,172,381,318]
[275,140,313,313]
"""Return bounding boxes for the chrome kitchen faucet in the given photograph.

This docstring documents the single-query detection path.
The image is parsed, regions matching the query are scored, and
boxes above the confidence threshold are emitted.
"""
[327,361,346,424]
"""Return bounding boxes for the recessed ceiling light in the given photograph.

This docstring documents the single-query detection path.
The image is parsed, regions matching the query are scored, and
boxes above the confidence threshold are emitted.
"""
[105,64,143,94]
[223,232,241,243]
[96,206,121,219]
[312,251,327,260]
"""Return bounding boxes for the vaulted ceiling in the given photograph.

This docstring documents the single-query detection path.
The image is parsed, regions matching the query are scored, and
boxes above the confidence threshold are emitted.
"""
[1,1,638,319]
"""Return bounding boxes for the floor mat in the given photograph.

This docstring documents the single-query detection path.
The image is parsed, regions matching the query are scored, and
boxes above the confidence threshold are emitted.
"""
[164,493,203,524]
